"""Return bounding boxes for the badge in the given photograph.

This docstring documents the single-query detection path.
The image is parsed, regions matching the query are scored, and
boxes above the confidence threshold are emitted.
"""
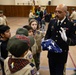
[37,31,40,34]
[29,54,33,59]
[51,26,54,29]
[63,27,69,30]
[64,22,66,24]
[11,62,14,69]
[31,68,36,75]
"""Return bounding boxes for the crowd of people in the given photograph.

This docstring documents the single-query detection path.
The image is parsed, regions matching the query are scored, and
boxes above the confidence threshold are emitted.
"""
[0,4,76,75]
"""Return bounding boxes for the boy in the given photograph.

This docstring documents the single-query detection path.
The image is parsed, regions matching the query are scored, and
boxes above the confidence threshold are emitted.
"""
[23,25,33,36]
[0,10,8,25]
[0,25,11,75]
[23,25,38,55]
[4,34,36,75]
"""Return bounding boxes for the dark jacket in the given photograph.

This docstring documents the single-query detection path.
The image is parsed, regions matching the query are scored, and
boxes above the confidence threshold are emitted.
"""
[45,18,76,63]
[0,39,9,59]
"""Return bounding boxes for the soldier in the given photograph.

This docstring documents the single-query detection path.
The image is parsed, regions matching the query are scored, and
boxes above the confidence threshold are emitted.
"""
[45,4,76,75]
[4,34,36,75]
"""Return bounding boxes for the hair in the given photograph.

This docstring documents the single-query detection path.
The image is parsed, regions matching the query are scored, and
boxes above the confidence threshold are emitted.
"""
[29,19,39,29]
[0,25,10,37]
[57,4,67,13]
[23,25,33,31]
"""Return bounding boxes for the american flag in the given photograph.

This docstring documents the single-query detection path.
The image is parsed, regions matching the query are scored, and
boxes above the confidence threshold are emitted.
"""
[41,39,62,53]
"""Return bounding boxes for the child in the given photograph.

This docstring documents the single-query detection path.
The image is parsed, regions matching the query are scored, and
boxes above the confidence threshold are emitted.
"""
[23,25,38,55]
[35,13,41,25]
[29,19,44,75]
[16,27,35,64]
[0,25,11,75]
[0,10,8,25]
[4,33,37,75]
[40,17,46,31]
[29,10,35,22]
[23,25,34,37]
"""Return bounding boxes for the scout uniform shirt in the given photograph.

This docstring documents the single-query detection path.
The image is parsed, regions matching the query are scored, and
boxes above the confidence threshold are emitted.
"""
[34,30,44,53]
[0,17,6,25]
[4,50,36,75]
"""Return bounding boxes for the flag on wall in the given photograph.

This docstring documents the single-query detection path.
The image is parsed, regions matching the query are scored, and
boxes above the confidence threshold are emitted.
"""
[32,0,35,14]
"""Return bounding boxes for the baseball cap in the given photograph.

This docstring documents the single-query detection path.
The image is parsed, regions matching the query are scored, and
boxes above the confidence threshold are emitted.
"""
[16,28,28,36]
[16,28,34,47]
[7,34,35,57]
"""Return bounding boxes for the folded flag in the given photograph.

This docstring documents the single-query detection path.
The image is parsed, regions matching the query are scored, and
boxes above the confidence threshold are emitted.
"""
[41,39,62,53]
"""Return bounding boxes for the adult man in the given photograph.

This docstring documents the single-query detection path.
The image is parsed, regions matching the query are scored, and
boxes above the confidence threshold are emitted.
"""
[45,4,76,75]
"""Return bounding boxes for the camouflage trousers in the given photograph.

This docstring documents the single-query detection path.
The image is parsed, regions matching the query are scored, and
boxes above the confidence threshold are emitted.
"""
[33,53,40,70]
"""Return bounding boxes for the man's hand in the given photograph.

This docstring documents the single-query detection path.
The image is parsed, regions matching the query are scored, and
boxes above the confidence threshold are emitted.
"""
[59,27,67,42]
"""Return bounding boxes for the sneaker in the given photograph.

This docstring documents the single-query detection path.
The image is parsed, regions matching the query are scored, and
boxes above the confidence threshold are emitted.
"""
[36,71,40,75]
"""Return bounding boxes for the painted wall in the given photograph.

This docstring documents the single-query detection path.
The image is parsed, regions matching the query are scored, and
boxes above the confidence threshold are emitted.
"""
[15,0,39,5]
[0,0,51,5]
[51,0,76,6]
[0,0,76,6]
[39,0,51,6]
[0,0,15,5]
[15,0,51,5]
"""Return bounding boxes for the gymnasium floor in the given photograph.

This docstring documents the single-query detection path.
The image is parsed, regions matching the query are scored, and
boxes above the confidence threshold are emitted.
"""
[0,17,76,75]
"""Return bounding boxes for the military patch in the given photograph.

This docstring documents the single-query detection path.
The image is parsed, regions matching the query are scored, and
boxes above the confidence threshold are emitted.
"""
[29,54,33,59]
[63,27,69,30]
[37,31,40,34]
[51,25,54,31]
[64,22,66,24]
[31,59,34,63]
[30,63,35,67]
[31,68,36,75]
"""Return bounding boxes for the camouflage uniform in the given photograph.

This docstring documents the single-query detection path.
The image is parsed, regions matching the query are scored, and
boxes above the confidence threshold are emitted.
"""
[32,30,44,70]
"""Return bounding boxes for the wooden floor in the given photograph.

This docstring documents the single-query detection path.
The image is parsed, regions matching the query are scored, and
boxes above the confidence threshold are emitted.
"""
[0,17,76,75]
